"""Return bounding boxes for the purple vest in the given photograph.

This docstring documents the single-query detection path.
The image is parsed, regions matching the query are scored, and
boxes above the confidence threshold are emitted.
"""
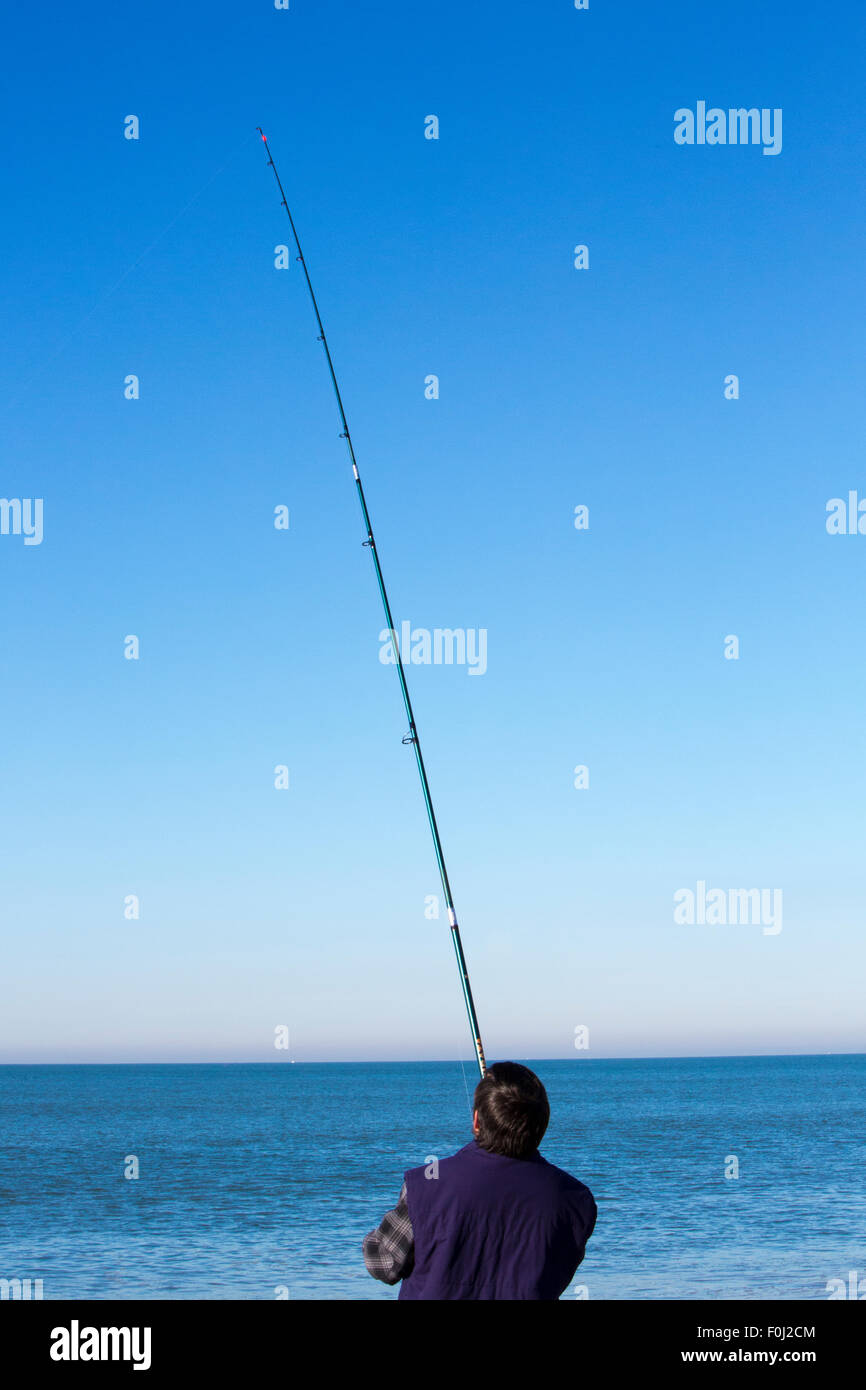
[398,1140,596,1301]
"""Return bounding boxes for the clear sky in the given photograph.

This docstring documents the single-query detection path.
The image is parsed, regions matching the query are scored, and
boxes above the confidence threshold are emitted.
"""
[1,1,864,1064]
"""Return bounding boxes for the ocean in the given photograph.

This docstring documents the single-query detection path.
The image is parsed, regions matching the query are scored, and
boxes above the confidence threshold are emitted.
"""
[0,1055,862,1300]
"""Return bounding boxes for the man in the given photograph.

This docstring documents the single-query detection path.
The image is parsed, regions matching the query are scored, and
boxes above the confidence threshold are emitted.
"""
[362,1060,597,1300]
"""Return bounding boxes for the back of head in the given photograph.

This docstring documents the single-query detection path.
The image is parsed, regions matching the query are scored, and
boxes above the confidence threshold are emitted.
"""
[473,1062,550,1159]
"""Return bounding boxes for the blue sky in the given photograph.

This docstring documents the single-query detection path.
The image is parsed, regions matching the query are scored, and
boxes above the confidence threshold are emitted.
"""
[1,1,864,1063]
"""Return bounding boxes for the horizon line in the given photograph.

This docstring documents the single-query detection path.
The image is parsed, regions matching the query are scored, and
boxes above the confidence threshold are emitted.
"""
[0,1050,862,1067]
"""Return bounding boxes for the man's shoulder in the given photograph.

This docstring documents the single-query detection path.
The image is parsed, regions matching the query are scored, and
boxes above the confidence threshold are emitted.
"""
[536,1153,596,1205]
[405,1143,595,1209]
[404,1142,475,1183]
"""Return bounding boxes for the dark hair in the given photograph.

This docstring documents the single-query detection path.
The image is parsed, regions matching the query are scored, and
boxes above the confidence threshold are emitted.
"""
[473,1062,550,1159]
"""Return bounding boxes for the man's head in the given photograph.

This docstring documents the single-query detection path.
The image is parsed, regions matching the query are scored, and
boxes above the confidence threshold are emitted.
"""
[472,1062,550,1159]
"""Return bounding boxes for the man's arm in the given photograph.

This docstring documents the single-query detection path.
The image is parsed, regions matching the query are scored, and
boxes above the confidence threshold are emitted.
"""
[581,1194,598,1254]
[569,1191,598,1283]
[362,1181,414,1285]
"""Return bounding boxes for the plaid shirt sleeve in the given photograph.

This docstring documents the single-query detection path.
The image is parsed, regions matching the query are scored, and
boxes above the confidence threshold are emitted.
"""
[362,1181,415,1285]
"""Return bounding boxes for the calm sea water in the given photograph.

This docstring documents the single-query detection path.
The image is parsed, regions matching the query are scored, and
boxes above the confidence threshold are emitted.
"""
[0,1056,863,1300]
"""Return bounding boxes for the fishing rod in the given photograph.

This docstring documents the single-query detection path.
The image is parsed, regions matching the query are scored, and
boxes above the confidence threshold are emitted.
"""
[257,129,487,1080]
